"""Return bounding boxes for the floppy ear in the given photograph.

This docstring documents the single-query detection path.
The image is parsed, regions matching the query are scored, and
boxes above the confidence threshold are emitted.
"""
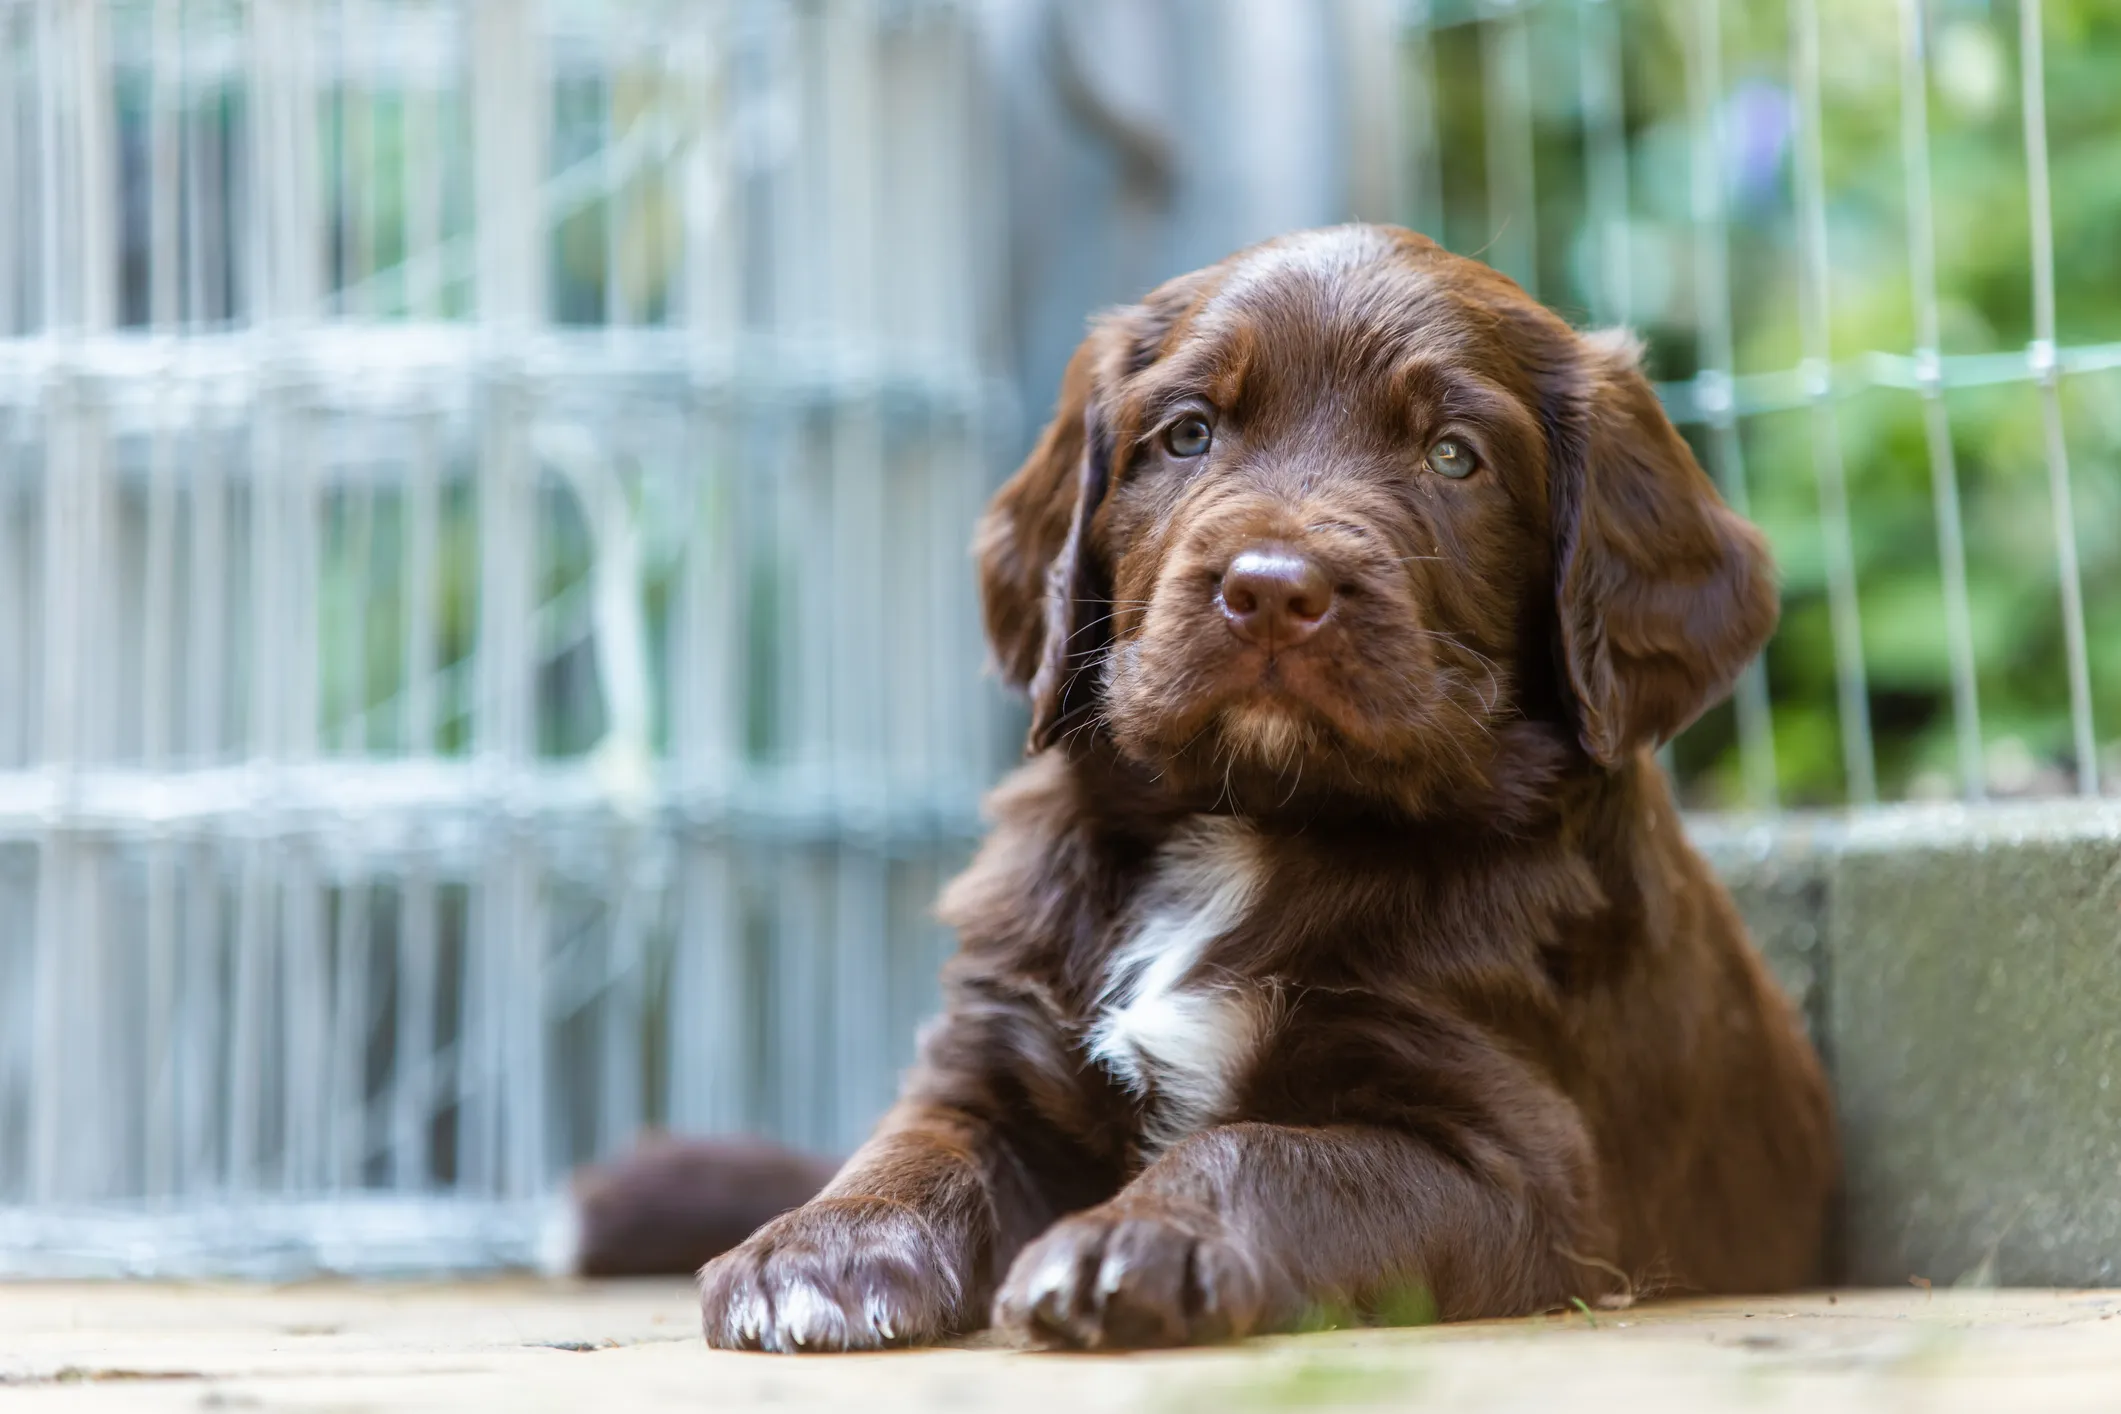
[972,319,1125,751]
[1553,331,1779,766]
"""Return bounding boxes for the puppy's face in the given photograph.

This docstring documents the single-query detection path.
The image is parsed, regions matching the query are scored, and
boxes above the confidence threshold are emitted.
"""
[1093,235,1553,802]
[979,226,1776,816]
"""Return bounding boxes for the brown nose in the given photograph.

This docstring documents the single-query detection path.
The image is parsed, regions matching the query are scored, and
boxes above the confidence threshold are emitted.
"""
[1219,547,1334,648]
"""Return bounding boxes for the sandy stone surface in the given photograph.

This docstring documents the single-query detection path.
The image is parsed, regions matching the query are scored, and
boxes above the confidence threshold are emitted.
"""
[5,1281,2120,1411]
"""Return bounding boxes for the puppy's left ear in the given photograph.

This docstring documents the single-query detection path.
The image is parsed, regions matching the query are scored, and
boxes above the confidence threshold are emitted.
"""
[975,274,1207,753]
[972,315,1129,752]
[1552,330,1779,766]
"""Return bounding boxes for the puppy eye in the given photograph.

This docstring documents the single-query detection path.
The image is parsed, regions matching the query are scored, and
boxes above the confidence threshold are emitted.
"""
[1163,414,1213,458]
[1425,437,1478,479]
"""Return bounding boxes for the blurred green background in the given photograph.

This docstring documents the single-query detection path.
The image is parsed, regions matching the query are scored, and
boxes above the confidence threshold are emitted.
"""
[1411,0,2120,807]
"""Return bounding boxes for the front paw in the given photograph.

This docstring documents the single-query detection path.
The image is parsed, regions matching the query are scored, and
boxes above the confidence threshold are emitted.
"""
[698,1197,962,1352]
[992,1203,1269,1349]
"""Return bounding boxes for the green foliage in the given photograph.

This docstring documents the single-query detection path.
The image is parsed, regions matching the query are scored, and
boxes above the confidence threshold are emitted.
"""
[1414,0,2121,806]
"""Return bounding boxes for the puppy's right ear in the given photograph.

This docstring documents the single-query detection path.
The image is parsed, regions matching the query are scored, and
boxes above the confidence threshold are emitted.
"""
[974,318,1128,751]
[1552,329,1779,766]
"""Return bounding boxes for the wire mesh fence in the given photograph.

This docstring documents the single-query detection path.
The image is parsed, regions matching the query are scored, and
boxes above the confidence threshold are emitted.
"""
[0,0,1006,1273]
[0,0,2115,1275]
[1381,0,2118,808]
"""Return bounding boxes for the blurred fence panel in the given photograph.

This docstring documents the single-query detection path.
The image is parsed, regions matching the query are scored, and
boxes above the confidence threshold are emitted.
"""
[0,0,1007,1275]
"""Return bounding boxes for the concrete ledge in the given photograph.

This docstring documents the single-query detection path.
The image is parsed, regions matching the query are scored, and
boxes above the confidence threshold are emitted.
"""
[1693,802,2121,1288]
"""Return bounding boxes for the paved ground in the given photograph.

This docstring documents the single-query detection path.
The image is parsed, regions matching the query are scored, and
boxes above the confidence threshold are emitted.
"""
[5,1282,2121,1411]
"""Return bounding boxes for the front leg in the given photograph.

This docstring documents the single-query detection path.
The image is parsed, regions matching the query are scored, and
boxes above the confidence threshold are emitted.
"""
[994,1119,1606,1348]
[700,973,1122,1352]
[996,987,1613,1348]
[699,1103,1002,1351]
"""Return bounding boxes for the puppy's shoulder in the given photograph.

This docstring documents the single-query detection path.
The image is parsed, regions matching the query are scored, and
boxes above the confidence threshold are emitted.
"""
[936,751,1172,963]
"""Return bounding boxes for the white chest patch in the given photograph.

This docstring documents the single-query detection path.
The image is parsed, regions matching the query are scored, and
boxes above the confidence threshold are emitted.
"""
[1088,816,1268,1153]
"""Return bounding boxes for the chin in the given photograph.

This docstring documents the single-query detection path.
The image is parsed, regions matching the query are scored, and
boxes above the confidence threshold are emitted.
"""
[1218,700,1321,772]
[1114,681,1581,828]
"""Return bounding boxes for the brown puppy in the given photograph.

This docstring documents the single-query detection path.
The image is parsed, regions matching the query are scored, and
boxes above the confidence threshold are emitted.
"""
[697,225,1835,1352]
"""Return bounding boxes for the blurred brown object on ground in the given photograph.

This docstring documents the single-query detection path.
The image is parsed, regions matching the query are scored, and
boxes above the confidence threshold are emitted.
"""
[572,1135,837,1277]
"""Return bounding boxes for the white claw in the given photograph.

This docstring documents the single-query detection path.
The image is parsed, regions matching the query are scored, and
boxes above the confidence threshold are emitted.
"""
[773,1278,845,1352]
[867,1292,899,1343]
[1029,1248,1076,1308]
[725,1287,768,1345]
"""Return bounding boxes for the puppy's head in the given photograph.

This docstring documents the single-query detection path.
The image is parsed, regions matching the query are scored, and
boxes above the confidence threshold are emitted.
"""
[978,225,1775,815]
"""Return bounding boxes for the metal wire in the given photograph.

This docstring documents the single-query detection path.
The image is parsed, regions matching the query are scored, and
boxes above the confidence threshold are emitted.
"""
[1682,0,1778,808]
[1789,0,1876,805]
[1897,0,1984,801]
[1478,0,1538,296]
[2018,0,2099,797]
[1404,0,1447,241]
[1578,0,1629,327]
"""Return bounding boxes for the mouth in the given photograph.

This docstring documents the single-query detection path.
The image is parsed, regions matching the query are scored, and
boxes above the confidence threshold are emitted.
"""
[1107,556,1448,784]
[1111,616,1365,762]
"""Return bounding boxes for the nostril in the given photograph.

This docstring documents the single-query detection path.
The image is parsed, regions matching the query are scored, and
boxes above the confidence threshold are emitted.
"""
[1222,581,1259,616]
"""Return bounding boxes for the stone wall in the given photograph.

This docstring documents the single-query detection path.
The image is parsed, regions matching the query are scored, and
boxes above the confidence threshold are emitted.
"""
[1696,803,2121,1287]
